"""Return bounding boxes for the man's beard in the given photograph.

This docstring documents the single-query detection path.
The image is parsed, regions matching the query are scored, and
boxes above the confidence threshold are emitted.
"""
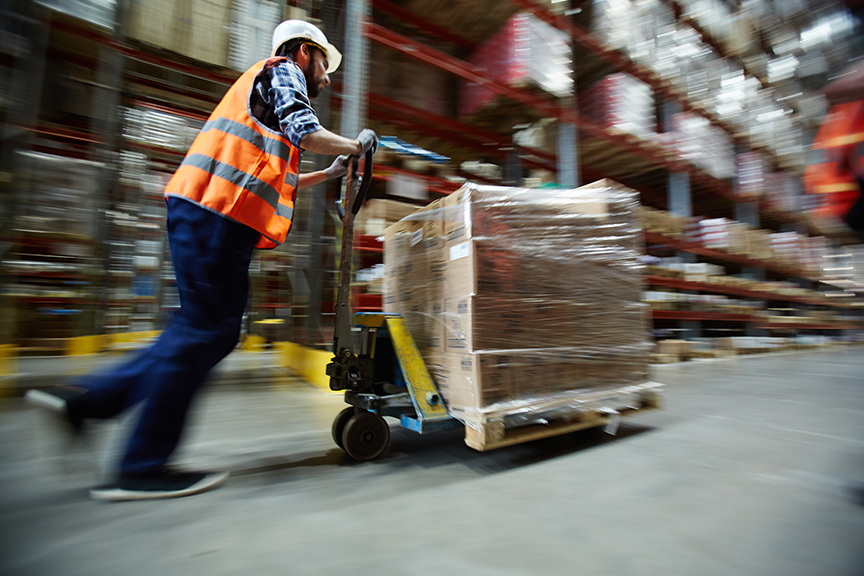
[305,68,321,99]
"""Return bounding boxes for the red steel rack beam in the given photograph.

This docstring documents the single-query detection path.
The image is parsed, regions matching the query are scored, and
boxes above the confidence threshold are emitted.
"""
[369,93,557,167]
[32,125,100,145]
[367,105,556,173]
[365,23,563,118]
[51,20,238,86]
[127,100,210,122]
[354,235,384,253]
[644,275,837,307]
[652,310,753,322]
[372,0,478,52]
[644,231,813,279]
[330,89,558,172]
[757,323,862,331]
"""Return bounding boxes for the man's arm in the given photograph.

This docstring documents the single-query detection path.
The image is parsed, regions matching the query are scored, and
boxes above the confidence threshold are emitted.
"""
[296,155,352,190]
[300,128,361,156]
[297,171,328,190]
[296,129,378,189]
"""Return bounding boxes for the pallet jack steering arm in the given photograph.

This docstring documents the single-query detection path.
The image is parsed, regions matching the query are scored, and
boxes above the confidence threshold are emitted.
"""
[329,150,374,389]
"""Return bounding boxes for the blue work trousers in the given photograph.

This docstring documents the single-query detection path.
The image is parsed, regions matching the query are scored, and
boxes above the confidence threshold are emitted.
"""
[75,197,259,474]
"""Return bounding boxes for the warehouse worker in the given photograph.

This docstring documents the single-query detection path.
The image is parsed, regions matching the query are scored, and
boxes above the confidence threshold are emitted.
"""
[26,20,378,501]
[814,60,864,508]
[807,60,864,242]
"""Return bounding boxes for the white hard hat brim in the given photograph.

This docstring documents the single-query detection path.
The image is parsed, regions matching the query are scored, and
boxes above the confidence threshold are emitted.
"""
[318,41,342,74]
[291,38,342,74]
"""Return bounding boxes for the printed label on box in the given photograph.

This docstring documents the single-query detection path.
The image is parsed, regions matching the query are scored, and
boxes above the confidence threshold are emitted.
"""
[410,228,423,247]
[450,242,470,261]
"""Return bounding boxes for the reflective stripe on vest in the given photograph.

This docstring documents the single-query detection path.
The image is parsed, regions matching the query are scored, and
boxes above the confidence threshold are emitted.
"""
[201,117,293,163]
[164,57,301,249]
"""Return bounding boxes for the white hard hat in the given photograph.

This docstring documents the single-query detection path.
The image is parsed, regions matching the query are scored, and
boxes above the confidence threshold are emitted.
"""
[272,20,342,74]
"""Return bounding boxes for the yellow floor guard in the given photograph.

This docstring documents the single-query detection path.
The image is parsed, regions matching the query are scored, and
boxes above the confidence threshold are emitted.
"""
[274,341,338,393]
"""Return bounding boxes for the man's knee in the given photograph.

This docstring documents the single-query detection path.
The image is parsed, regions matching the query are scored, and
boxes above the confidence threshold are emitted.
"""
[213,324,243,358]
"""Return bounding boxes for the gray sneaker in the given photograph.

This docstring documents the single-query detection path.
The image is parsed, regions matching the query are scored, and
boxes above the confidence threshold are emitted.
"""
[90,469,229,501]
[25,387,87,437]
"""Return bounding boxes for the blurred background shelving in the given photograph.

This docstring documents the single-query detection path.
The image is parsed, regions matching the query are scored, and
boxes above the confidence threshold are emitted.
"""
[1,0,862,357]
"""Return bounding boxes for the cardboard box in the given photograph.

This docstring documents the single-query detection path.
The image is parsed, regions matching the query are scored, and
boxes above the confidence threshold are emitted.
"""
[657,339,691,356]
[745,229,774,261]
[384,180,650,420]
[357,199,423,236]
[726,222,751,255]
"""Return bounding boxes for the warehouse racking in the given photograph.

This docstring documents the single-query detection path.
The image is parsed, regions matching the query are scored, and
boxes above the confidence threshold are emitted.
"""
[350,0,864,354]
[0,0,861,357]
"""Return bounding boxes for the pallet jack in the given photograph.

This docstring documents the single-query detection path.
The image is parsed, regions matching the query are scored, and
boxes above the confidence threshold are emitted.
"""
[325,153,664,461]
[326,151,456,461]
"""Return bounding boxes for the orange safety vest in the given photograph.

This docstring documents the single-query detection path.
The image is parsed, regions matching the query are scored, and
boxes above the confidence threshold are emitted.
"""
[165,58,302,249]
[804,100,863,220]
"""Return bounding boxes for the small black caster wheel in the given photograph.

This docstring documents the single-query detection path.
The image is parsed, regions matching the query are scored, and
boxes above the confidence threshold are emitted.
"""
[332,407,355,450]
[341,411,390,461]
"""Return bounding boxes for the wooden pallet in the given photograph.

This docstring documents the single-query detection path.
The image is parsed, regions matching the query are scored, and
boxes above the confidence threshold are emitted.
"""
[687,350,737,359]
[651,353,681,363]
[463,382,664,451]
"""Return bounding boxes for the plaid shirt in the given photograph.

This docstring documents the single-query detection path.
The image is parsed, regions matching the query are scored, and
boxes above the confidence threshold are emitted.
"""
[250,59,322,150]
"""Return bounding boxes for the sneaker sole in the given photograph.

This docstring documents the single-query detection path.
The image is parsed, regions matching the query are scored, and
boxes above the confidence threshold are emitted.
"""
[26,389,87,444]
[90,472,230,501]
[25,390,67,412]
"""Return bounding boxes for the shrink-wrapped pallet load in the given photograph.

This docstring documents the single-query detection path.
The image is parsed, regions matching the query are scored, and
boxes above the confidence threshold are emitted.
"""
[384,180,655,435]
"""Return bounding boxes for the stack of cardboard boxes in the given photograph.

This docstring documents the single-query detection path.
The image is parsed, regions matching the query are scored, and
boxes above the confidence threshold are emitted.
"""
[384,180,651,425]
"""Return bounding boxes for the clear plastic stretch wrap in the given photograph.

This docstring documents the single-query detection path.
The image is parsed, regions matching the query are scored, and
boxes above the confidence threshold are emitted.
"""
[383,180,652,427]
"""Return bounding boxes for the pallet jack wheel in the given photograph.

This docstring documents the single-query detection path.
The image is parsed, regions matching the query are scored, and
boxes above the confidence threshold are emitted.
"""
[332,407,355,450]
[341,411,390,461]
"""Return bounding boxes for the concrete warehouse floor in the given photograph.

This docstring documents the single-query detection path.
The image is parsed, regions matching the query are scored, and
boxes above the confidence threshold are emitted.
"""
[0,347,862,576]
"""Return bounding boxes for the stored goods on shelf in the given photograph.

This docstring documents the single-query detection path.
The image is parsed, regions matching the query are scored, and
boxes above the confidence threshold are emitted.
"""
[461,12,572,117]
[14,151,101,238]
[227,0,281,70]
[657,339,690,357]
[735,151,765,198]
[769,231,802,268]
[370,48,451,118]
[764,171,803,213]
[581,72,656,140]
[125,0,234,67]
[668,112,734,179]
[384,180,652,429]
[590,0,819,172]
[638,205,685,238]
[123,107,203,153]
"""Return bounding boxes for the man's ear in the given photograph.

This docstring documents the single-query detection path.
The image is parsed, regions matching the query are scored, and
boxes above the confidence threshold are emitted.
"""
[296,43,312,69]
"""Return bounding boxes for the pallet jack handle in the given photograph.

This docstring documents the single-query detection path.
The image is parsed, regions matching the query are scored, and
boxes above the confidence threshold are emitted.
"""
[335,149,374,219]
[332,149,374,357]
